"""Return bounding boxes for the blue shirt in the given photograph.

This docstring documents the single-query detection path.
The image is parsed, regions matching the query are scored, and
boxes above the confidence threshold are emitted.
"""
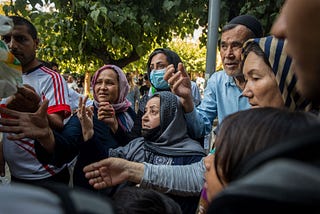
[185,70,250,138]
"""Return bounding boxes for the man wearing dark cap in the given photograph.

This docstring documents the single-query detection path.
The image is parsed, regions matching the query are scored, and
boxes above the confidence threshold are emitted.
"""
[164,14,263,139]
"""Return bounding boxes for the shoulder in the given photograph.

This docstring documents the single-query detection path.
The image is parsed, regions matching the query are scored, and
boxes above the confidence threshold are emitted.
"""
[209,70,227,80]
[206,70,228,87]
[35,66,65,81]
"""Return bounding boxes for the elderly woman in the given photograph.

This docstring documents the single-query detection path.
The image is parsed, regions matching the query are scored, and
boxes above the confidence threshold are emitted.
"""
[241,36,314,111]
[82,91,205,214]
[0,64,136,193]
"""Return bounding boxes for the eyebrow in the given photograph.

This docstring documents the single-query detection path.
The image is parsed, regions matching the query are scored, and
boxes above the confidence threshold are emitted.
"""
[148,104,159,109]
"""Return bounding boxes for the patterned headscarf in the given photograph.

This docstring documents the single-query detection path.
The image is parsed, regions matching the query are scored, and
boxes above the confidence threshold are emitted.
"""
[242,36,311,111]
[91,64,133,131]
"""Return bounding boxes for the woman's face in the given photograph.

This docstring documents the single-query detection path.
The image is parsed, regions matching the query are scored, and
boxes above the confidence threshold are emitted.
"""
[204,154,223,202]
[142,97,161,129]
[94,69,119,104]
[242,52,285,108]
[149,53,169,71]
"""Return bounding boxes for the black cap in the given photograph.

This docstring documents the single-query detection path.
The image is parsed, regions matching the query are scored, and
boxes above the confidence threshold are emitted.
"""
[228,15,263,37]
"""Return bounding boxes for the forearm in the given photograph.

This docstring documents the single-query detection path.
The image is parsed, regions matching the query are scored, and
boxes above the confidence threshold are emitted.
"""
[140,159,205,196]
[185,110,207,138]
[36,127,56,153]
[180,94,194,113]
[126,161,145,184]
[47,113,64,130]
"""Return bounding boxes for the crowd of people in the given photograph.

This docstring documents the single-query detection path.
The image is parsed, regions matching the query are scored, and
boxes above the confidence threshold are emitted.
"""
[0,0,320,213]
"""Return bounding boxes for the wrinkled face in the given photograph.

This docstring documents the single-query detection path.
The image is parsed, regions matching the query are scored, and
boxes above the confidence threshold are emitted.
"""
[142,97,160,129]
[220,25,250,77]
[271,0,320,104]
[242,52,284,108]
[2,25,38,72]
[204,154,223,202]
[149,53,169,71]
[94,69,119,104]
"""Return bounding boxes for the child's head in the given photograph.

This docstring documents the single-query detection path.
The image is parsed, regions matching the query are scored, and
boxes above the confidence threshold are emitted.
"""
[112,187,182,214]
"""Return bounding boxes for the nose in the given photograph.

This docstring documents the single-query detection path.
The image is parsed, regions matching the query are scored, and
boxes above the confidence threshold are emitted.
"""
[223,46,235,60]
[142,111,149,122]
[100,82,108,89]
[242,84,253,98]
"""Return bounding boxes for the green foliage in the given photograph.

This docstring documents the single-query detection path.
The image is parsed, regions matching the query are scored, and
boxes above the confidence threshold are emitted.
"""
[2,0,207,75]
[1,0,284,76]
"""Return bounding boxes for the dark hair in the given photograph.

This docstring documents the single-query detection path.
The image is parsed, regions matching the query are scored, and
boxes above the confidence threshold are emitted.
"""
[9,16,38,39]
[241,41,271,73]
[146,48,182,78]
[112,187,182,214]
[214,107,319,184]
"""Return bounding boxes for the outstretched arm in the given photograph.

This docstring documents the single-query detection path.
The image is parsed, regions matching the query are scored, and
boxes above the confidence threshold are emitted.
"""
[0,100,56,152]
[83,157,144,189]
[83,157,205,196]
[141,159,205,196]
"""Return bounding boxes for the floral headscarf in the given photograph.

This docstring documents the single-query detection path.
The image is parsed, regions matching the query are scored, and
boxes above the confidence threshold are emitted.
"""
[242,36,311,111]
[91,64,133,131]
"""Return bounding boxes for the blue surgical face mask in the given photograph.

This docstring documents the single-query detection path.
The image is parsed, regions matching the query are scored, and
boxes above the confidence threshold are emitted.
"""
[149,68,169,90]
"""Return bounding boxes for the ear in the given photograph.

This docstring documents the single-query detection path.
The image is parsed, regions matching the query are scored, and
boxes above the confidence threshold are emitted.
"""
[34,38,40,49]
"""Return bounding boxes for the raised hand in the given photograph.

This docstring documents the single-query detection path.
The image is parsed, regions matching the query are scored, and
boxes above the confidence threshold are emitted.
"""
[0,99,50,140]
[83,157,144,189]
[164,62,194,113]
[97,102,118,133]
[6,84,41,113]
[77,96,94,141]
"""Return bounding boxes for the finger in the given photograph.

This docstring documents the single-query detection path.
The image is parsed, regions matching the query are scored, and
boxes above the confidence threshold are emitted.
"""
[78,96,84,108]
[0,125,23,134]
[38,99,49,116]
[0,117,20,126]
[87,106,94,118]
[84,169,100,179]
[83,162,99,173]
[171,75,186,91]
[92,180,108,189]
[164,64,176,81]
[6,133,26,140]
[0,106,20,119]
[177,62,188,77]
[83,95,88,105]
[168,72,180,87]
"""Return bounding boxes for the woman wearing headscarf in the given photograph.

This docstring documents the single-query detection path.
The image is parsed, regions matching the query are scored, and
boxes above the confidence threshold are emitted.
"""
[84,91,205,214]
[130,48,201,139]
[242,36,316,112]
[34,64,136,193]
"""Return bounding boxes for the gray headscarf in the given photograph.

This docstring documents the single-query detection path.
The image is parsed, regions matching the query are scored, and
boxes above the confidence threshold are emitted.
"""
[144,91,205,156]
